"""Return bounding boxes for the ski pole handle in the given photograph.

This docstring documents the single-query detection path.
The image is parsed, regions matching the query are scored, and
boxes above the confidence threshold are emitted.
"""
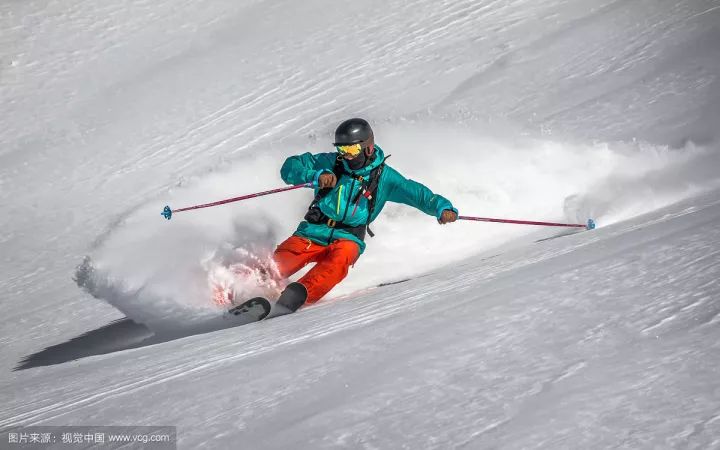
[162,183,312,220]
[459,216,595,230]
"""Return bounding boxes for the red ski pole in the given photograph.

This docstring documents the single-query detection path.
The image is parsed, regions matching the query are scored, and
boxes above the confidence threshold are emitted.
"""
[459,215,595,230]
[161,183,312,220]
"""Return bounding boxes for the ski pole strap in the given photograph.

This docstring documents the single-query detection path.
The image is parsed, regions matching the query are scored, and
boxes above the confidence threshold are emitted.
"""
[161,183,312,220]
[459,216,595,230]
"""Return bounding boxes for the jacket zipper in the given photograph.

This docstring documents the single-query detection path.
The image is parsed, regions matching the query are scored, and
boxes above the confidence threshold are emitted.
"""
[336,185,343,215]
[327,178,356,244]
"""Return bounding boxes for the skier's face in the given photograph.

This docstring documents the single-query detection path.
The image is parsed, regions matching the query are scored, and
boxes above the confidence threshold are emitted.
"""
[344,136,375,170]
[337,135,374,160]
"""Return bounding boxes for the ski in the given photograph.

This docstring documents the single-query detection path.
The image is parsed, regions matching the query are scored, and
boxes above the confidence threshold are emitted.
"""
[225,297,272,325]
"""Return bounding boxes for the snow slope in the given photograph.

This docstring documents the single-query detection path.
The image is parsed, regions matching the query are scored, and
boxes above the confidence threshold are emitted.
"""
[2,0,719,448]
[4,186,720,449]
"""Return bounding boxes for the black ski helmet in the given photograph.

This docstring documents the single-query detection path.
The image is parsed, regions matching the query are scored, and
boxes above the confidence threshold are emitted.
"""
[333,118,373,146]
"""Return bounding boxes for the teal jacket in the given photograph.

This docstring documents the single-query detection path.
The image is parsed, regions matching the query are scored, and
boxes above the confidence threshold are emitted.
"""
[280,146,457,254]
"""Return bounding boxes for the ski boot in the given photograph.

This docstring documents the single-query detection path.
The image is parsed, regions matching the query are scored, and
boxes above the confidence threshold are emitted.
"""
[268,282,308,318]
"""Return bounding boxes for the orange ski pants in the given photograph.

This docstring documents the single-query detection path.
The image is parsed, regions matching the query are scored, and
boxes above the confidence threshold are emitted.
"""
[273,235,360,304]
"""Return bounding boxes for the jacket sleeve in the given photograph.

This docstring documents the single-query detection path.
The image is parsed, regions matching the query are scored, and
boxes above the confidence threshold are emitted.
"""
[386,168,458,220]
[280,152,334,186]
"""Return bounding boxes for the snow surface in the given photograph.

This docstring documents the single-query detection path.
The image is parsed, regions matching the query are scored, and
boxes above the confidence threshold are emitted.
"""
[1,0,720,448]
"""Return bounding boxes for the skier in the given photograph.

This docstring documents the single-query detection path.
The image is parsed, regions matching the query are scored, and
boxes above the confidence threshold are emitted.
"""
[270,118,458,314]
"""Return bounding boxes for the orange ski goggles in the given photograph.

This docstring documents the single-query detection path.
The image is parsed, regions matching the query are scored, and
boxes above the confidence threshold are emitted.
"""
[335,143,363,158]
